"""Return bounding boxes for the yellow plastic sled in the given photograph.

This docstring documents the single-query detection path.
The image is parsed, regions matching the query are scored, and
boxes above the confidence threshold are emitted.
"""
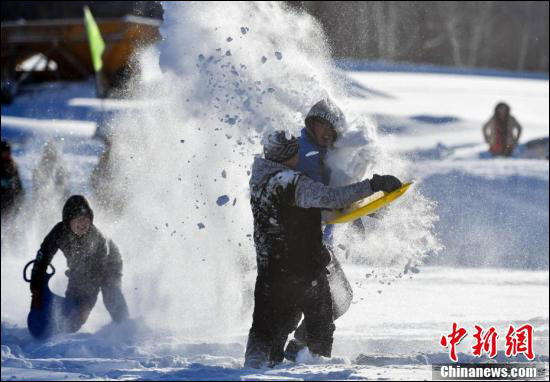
[327,182,413,224]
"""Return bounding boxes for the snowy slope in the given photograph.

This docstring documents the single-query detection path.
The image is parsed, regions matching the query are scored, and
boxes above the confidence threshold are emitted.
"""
[2,69,548,381]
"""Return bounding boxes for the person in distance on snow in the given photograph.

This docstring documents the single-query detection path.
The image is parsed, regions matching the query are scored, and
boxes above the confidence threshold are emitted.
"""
[32,140,70,207]
[30,195,129,333]
[1,140,24,221]
[483,102,522,157]
[245,131,402,368]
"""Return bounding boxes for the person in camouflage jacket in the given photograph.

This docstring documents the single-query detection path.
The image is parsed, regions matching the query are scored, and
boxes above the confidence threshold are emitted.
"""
[245,131,402,368]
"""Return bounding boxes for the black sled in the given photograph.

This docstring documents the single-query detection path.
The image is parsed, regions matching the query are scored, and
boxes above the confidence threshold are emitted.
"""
[23,260,78,340]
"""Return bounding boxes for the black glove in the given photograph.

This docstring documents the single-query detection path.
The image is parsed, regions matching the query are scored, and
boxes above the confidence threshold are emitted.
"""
[370,174,402,193]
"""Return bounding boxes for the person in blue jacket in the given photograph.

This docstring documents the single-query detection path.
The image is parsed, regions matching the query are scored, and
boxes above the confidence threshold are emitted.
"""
[286,99,353,360]
[296,99,344,185]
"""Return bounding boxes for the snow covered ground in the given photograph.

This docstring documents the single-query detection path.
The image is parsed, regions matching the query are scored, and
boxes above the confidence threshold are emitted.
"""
[2,68,548,380]
[1,3,549,379]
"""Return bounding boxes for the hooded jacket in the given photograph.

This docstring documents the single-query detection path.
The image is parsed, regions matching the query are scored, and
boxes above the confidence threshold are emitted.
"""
[249,157,372,281]
[305,99,347,133]
[32,196,122,291]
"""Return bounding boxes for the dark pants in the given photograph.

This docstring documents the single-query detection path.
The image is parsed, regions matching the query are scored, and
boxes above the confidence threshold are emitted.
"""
[63,277,129,332]
[245,272,335,367]
[292,254,353,349]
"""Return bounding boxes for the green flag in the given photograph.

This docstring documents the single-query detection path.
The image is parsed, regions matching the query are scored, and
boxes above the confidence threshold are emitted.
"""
[83,6,105,72]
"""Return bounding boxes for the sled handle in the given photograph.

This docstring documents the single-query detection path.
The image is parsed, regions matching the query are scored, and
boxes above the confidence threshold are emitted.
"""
[23,260,55,283]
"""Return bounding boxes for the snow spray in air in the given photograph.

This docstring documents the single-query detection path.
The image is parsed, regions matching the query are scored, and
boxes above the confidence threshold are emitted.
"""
[101,1,441,335]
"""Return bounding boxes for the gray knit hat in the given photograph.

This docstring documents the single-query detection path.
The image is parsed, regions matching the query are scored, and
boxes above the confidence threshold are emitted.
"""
[305,99,347,132]
[263,131,299,163]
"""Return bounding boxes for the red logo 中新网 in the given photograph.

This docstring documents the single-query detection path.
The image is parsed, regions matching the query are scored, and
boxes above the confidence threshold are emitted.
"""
[440,323,535,362]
